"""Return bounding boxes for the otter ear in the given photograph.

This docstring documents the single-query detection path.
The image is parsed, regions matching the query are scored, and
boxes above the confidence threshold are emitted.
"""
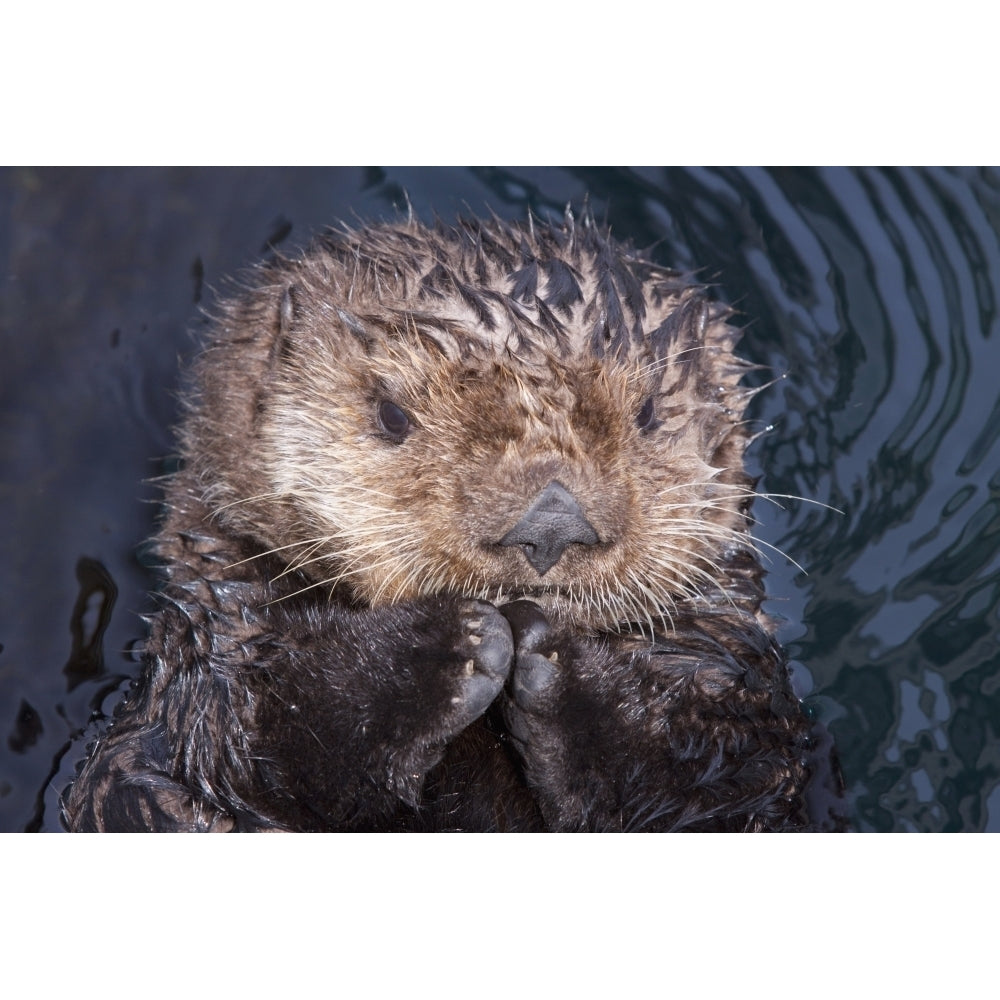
[636,395,658,433]
[279,284,296,336]
[268,285,299,370]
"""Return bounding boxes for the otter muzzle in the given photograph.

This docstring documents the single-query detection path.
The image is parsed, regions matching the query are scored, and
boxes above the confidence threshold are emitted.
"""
[499,480,599,576]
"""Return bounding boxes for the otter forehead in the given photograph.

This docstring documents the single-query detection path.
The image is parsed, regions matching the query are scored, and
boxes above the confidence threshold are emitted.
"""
[288,212,708,366]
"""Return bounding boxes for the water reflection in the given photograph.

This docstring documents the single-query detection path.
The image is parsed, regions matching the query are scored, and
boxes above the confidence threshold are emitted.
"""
[2,166,998,831]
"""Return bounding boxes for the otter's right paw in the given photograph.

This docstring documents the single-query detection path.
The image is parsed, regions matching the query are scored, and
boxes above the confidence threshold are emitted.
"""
[496,600,560,744]
[446,600,514,729]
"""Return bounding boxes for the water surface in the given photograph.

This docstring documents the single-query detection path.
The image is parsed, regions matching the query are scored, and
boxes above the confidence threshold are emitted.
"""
[2,166,997,831]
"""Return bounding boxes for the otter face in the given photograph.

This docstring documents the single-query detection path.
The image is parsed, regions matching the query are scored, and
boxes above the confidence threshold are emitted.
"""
[253,333,752,633]
[196,217,760,634]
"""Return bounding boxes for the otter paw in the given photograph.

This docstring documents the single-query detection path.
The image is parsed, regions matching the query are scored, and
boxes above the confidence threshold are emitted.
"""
[448,601,514,726]
[499,600,561,741]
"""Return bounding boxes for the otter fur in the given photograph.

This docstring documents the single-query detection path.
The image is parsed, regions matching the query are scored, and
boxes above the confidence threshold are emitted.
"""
[62,209,838,832]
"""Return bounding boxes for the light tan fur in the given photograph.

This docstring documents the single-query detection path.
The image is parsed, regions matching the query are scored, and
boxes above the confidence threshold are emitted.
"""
[174,215,767,634]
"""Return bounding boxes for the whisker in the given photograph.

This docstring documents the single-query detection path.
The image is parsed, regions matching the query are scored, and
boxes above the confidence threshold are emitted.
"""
[272,540,333,581]
[627,346,713,382]
[263,574,344,606]
[225,536,334,570]
[213,491,286,512]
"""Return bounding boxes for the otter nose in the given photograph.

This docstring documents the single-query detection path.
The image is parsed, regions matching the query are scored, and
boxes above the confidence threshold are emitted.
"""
[499,480,599,576]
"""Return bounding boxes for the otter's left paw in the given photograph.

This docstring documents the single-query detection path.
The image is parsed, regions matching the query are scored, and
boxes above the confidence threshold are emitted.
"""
[446,600,514,731]
[499,600,561,742]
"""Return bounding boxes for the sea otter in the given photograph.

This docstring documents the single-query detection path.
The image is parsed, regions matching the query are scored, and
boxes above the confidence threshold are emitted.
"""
[62,208,842,832]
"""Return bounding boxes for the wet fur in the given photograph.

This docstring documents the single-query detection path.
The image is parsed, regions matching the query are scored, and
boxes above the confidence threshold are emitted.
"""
[63,210,843,832]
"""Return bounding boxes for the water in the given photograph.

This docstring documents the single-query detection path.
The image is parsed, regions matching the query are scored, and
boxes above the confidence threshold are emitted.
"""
[2,166,998,832]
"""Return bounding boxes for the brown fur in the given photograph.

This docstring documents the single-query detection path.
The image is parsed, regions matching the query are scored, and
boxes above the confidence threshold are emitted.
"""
[62,210,840,832]
[184,214,757,632]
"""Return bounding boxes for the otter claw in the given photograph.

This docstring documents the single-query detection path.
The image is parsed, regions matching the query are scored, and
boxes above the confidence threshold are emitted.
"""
[460,601,514,683]
[445,601,514,732]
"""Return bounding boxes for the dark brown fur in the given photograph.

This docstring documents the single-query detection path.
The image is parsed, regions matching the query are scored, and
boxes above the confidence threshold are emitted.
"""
[62,210,843,832]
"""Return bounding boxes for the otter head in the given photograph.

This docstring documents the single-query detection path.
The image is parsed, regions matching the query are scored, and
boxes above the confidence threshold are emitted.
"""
[186,213,762,633]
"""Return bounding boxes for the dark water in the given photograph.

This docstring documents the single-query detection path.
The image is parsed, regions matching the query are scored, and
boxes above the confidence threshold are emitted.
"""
[2,166,998,832]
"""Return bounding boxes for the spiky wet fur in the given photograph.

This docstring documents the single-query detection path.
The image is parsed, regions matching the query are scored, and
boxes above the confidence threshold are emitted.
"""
[62,210,842,832]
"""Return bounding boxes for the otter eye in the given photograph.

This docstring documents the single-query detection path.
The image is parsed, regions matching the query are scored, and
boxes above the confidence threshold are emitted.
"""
[636,396,657,433]
[378,400,411,441]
